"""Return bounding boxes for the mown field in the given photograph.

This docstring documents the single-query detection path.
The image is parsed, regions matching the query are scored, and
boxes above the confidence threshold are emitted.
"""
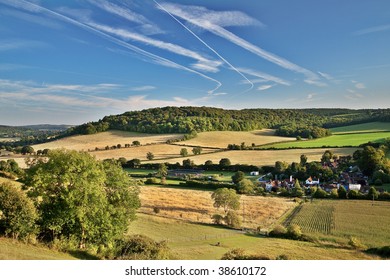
[149,148,358,166]
[127,214,378,260]
[33,130,184,151]
[139,186,295,230]
[286,200,390,248]
[181,129,295,148]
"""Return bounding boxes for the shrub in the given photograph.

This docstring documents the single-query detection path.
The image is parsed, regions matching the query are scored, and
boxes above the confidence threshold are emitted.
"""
[366,246,390,258]
[211,214,224,225]
[224,211,241,229]
[348,236,366,250]
[287,224,302,240]
[145,178,159,185]
[268,225,287,237]
[115,235,170,260]
[221,248,271,260]
[0,182,37,240]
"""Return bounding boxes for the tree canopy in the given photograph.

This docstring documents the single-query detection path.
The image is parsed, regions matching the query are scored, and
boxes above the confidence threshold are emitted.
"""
[25,149,140,248]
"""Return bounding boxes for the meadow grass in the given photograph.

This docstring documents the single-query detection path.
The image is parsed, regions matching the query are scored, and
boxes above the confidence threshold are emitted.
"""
[330,122,390,134]
[0,177,22,187]
[0,238,76,260]
[261,132,390,149]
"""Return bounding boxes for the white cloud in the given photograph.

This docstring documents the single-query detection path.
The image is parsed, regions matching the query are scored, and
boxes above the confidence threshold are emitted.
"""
[0,39,47,51]
[130,86,156,91]
[89,0,164,35]
[353,24,390,36]
[355,83,366,89]
[257,85,273,91]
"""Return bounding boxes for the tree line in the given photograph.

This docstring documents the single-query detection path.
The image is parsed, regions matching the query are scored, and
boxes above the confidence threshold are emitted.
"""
[64,107,390,136]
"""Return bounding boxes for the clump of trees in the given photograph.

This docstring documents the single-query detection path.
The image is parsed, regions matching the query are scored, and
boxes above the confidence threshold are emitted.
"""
[0,150,140,255]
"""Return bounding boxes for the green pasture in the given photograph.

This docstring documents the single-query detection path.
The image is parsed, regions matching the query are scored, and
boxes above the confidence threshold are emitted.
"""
[262,132,390,149]
[126,213,377,260]
[330,122,390,134]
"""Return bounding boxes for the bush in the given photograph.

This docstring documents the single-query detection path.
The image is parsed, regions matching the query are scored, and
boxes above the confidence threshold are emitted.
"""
[374,179,383,186]
[0,182,37,240]
[145,178,159,185]
[268,225,287,237]
[224,211,241,229]
[365,246,390,258]
[115,235,170,260]
[211,214,224,225]
[221,248,271,260]
[348,236,366,250]
[287,224,302,240]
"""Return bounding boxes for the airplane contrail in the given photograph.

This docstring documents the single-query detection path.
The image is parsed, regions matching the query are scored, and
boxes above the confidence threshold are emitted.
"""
[154,0,254,94]
[0,0,222,94]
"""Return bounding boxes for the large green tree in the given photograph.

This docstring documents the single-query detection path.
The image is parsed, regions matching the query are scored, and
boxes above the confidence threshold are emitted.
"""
[25,149,140,248]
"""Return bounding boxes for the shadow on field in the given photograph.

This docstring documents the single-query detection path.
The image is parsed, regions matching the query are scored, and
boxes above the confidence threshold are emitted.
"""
[68,250,100,260]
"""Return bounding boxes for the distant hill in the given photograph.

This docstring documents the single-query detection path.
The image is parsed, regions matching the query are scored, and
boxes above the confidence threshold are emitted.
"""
[65,107,390,137]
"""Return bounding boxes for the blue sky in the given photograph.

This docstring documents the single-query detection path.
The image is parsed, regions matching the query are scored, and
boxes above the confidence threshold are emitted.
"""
[0,0,389,125]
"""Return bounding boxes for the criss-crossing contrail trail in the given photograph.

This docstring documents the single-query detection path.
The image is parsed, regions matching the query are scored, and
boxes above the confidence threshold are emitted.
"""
[0,0,222,94]
[154,0,254,94]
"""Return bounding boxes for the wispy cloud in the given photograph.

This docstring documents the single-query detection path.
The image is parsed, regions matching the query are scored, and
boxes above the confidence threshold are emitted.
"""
[353,24,390,36]
[87,21,222,73]
[88,0,163,35]
[0,0,222,94]
[0,39,47,51]
[237,67,290,86]
[159,2,325,87]
[345,93,364,100]
[0,7,62,29]
[257,85,274,91]
[130,85,156,92]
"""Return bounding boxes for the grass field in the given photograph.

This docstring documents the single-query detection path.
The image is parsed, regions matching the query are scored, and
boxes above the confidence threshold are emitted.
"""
[286,200,390,248]
[33,130,184,151]
[261,132,390,149]
[182,129,295,148]
[139,186,295,230]
[0,238,76,260]
[127,213,378,260]
[149,148,358,166]
[330,122,390,134]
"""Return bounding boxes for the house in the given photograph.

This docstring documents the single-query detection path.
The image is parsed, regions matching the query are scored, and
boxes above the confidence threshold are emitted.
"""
[250,171,259,176]
[305,176,320,186]
[348,184,361,191]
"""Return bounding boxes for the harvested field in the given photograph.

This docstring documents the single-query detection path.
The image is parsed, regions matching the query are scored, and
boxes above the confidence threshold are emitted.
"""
[150,148,358,166]
[33,130,184,151]
[182,129,295,148]
[139,185,295,230]
[91,144,217,161]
